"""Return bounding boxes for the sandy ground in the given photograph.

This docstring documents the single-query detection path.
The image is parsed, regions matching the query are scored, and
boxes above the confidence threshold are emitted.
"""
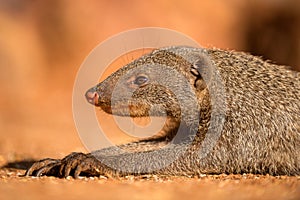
[0,165,299,200]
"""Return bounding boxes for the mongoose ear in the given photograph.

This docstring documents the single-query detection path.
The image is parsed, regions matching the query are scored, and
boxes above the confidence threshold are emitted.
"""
[191,57,212,91]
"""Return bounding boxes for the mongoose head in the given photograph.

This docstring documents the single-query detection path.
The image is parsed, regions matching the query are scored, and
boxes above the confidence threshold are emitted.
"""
[85,47,210,122]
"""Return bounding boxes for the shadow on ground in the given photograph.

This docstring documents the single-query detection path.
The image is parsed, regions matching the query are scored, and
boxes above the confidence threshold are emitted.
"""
[1,160,37,170]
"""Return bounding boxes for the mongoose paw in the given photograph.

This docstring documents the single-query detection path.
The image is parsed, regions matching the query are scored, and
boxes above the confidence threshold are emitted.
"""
[25,152,104,178]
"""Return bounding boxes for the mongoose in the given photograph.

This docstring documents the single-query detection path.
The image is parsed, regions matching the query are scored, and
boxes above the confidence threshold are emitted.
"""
[26,46,300,178]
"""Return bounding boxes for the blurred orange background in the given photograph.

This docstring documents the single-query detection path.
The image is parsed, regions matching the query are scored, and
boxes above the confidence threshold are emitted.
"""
[0,0,299,161]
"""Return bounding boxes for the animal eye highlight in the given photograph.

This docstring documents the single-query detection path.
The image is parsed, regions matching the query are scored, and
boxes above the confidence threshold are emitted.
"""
[134,76,148,86]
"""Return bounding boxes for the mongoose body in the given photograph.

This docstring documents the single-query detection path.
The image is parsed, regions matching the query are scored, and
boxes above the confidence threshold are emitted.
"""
[26,46,300,178]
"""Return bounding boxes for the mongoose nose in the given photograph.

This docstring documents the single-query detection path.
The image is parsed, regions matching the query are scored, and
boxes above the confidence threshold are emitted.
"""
[85,90,100,106]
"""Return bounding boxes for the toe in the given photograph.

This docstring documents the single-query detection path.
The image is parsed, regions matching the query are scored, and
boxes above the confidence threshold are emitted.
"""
[73,165,83,179]
[35,162,59,177]
[59,152,88,177]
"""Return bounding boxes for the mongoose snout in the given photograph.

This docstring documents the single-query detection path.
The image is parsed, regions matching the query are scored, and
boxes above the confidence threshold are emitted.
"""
[85,88,100,106]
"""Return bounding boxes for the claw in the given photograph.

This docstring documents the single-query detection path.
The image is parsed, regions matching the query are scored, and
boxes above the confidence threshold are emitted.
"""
[25,158,60,176]
[62,164,71,178]
[36,162,60,177]
[62,160,75,177]
[74,165,83,179]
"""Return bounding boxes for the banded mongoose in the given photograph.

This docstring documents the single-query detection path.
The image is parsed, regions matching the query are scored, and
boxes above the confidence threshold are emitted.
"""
[26,46,300,178]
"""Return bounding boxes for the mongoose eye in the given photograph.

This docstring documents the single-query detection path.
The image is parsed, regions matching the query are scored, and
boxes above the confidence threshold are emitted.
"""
[134,75,148,86]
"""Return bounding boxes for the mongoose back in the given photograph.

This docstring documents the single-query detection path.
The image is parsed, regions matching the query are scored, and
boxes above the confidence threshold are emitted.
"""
[26,46,300,178]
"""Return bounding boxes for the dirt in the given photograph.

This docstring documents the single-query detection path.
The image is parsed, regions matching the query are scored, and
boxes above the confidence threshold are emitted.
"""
[0,165,299,200]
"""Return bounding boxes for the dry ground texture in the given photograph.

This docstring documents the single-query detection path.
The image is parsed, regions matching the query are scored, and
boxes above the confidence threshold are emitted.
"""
[0,165,299,200]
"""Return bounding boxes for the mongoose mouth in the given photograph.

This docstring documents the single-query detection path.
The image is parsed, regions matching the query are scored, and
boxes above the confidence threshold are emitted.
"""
[99,104,151,117]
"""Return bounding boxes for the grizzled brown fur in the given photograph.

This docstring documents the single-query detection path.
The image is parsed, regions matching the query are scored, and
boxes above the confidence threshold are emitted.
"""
[26,47,300,178]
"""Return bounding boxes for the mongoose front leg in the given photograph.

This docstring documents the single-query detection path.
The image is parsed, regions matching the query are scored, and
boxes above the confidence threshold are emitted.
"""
[25,142,195,178]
